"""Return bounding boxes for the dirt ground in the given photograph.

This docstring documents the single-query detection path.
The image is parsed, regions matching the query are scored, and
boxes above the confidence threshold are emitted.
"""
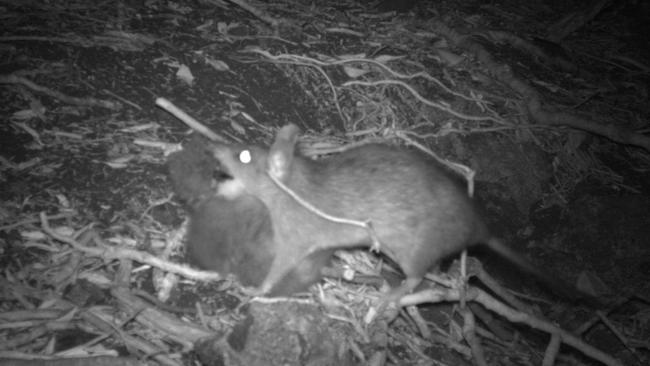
[1,0,649,365]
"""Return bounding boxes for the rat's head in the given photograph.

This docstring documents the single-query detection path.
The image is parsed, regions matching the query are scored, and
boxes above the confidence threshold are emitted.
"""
[212,124,302,197]
[212,143,269,198]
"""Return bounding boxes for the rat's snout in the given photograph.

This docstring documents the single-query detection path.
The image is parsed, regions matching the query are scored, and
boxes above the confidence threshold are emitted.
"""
[217,177,247,199]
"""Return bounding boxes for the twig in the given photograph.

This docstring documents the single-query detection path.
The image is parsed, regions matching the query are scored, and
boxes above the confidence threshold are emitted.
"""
[0,211,76,232]
[0,35,94,47]
[596,310,635,355]
[0,74,121,110]
[405,305,430,339]
[469,258,535,314]
[395,130,476,197]
[39,212,224,282]
[101,89,142,110]
[155,98,227,142]
[225,0,279,28]
[267,171,383,253]
[543,333,561,366]
[573,296,629,336]
[462,307,488,366]
[245,49,484,105]
[245,48,505,128]
[344,79,505,125]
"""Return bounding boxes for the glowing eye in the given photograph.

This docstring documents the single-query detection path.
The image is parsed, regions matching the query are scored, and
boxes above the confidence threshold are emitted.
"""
[239,150,252,164]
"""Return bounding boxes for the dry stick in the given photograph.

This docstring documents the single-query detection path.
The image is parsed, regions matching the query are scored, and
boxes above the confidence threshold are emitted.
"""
[324,27,365,37]
[0,211,76,232]
[596,310,635,355]
[396,131,476,197]
[345,79,505,125]
[102,89,142,110]
[385,328,431,363]
[400,286,623,366]
[405,305,431,339]
[39,212,224,283]
[543,333,562,366]
[244,48,500,122]
[462,308,488,366]
[226,0,279,28]
[573,296,628,337]
[468,302,513,342]
[0,74,121,111]
[155,98,227,142]
[0,35,94,46]
[471,260,534,314]
[267,172,382,253]
[246,49,508,151]
[333,56,484,104]
[248,49,453,127]
[297,62,346,129]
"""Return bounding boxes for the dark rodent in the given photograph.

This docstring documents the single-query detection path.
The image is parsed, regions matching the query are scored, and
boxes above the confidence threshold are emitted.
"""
[185,193,330,293]
[187,195,331,293]
[167,136,271,286]
[167,135,326,294]
[186,195,273,287]
[212,124,564,299]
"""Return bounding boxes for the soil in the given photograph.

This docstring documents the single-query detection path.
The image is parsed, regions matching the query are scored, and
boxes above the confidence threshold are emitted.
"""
[1,0,649,365]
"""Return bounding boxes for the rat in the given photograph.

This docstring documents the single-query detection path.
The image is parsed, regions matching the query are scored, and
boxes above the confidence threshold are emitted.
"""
[168,134,329,294]
[185,194,274,287]
[211,124,576,303]
[187,193,333,293]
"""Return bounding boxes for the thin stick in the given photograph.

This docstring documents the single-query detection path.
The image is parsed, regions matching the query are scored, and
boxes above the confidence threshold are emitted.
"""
[155,98,227,142]
[0,74,121,110]
[267,171,383,253]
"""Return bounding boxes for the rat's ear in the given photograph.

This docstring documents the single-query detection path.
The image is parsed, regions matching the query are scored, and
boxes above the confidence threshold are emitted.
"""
[268,124,300,180]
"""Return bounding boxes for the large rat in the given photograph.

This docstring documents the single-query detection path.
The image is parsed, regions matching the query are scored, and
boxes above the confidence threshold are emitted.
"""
[211,124,571,302]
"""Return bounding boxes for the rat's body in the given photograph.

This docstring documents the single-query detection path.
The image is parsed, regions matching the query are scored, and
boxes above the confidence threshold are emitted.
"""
[212,125,547,299]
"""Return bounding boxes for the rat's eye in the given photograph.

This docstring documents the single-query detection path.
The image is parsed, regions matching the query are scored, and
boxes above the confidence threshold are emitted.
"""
[239,149,252,164]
